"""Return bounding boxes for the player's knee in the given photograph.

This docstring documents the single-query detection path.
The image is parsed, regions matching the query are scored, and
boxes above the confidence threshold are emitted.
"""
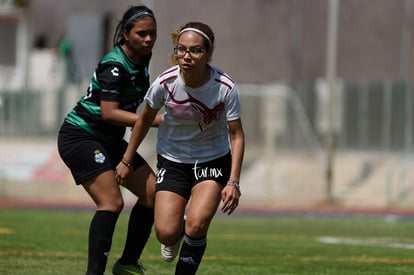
[98,197,124,213]
[185,219,208,238]
[155,225,181,245]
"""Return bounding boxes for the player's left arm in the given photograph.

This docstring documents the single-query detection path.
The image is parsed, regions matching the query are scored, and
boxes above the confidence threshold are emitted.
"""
[221,118,245,215]
[228,118,245,184]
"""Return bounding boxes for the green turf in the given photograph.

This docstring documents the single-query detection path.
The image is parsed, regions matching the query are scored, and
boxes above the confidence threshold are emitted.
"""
[1,209,414,274]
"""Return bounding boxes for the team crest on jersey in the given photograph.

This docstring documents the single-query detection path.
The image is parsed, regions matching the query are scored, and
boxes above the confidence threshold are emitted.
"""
[94,150,106,164]
[111,67,119,77]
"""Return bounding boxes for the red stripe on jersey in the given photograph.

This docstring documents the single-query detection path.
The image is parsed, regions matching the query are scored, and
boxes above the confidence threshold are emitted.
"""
[215,70,234,90]
[160,75,177,85]
[159,67,179,85]
[214,78,232,90]
[159,67,178,78]
[217,71,234,83]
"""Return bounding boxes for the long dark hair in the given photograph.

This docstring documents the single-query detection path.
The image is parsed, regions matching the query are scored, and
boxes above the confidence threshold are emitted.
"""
[112,5,156,46]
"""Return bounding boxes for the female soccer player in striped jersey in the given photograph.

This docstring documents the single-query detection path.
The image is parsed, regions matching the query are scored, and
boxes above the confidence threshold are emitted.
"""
[58,5,160,275]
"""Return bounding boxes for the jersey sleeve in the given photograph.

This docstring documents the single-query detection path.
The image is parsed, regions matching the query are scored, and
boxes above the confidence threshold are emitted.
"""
[225,85,241,121]
[97,62,125,102]
[144,77,165,109]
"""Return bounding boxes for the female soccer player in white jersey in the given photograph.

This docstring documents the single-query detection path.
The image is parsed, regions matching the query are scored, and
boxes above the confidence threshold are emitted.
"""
[116,21,245,274]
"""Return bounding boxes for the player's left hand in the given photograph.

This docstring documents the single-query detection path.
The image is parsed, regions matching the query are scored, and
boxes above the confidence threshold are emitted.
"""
[221,185,240,215]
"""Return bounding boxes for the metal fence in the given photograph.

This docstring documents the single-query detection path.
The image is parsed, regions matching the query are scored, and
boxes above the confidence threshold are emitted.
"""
[236,81,414,208]
[237,80,414,152]
[2,80,414,208]
[2,80,414,150]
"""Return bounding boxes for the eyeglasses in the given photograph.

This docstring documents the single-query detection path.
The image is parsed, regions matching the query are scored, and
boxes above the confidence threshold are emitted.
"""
[174,46,206,58]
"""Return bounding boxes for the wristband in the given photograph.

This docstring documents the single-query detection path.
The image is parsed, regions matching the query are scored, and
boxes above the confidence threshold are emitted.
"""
[121,158,132,168]
[227,181,241,196]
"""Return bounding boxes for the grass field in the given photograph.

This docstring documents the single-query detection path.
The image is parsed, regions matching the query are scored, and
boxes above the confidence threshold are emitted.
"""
[1,208,414,274]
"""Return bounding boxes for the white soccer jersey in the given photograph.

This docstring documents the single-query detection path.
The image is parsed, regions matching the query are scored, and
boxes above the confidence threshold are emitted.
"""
[145,65,241,163]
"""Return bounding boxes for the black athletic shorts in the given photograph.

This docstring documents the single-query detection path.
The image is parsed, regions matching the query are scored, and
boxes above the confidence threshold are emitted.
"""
[155,152,231,200]
[57,122,147,185]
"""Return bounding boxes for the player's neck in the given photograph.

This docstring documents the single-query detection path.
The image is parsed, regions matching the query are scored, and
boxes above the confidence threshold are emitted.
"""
[181,66,210,88]
[121,44,140,63]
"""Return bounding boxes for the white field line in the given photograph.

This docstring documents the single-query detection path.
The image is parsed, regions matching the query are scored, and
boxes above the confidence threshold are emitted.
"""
[317,236,414,250]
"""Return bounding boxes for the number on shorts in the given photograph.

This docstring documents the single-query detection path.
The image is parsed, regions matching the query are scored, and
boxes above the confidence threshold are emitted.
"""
[155,168,166,184]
